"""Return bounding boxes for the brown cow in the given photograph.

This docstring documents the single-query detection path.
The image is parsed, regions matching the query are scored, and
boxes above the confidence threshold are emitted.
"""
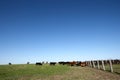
[69,61,77,66]
[81,62,86,67]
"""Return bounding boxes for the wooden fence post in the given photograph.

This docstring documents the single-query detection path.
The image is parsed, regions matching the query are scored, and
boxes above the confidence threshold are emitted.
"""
[92,61,95,68]
[89,61,92,67]
[97,60,100,69]
[109,60,113,72]
[102,60,105,70]
[86,61,89,66]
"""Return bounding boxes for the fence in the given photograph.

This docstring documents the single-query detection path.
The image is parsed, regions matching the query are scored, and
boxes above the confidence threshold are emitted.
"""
[86,59,120,74]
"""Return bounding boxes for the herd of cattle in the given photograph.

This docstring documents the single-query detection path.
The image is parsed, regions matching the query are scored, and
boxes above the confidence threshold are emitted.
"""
[35,59,120,67]
[8,59,120,67]
[36,61,87,67]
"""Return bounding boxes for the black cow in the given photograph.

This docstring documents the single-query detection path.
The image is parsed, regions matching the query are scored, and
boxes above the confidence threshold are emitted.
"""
[36,62,42,66]
[58,62,64,65]
[50,62,56,65]
[58,61,66,65]
[113,59,120,64]
[58,61,70,65]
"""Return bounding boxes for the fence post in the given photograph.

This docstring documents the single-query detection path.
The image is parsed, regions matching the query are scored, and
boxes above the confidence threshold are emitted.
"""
[102,60,105,70]
[97,60,100,69]
[92,61,95,68]
[86,61,89,66]
[109,60,113,72]
[89,61,92,67]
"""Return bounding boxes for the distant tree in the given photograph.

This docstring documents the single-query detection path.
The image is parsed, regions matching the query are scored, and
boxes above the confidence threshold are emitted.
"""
[9,63,12,65]
[27,62,30,64]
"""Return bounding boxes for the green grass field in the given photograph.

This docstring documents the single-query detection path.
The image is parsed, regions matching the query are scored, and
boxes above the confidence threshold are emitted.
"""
[0,64,69,80]
[0,64,120,80]
[105,64,120,74]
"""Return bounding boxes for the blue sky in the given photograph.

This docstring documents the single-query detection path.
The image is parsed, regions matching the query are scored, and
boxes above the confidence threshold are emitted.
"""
[0,0,120,64]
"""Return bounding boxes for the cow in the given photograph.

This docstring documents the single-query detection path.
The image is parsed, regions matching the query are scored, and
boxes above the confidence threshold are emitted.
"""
[50,62,56,65]
[36,62,42,66]
[76,61,81,66]
[69,61,77,66]
[76,61,87,67]
[58,61,64,65]
[113,59,120,64]
[81,62,87,67]
[58,61,68,65]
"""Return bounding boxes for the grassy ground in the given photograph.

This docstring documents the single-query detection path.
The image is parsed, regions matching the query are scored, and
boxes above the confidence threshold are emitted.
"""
[105,64,120,74]
[0,64,120,80]
[0,64,69,80]
[97,64,120,74]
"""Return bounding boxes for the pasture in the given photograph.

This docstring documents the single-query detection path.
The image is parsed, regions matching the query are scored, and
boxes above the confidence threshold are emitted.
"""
[0,64,120,80]
[105,64,120,74]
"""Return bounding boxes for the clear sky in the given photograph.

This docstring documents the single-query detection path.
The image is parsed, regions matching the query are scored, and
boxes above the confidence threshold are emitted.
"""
[0,0,120,64]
